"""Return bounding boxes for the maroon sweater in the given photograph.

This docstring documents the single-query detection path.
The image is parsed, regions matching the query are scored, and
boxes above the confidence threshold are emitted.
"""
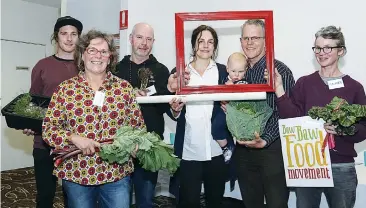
[277,71,366,163]
[30,55,78,149]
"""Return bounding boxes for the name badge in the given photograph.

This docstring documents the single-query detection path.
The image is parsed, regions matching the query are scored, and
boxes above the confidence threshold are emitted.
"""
[328,79,344,90]
[93,91,105,107]
[146,85,157,96]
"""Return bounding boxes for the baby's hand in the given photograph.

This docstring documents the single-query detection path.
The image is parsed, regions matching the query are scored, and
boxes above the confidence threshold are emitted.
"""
[225,80,234,85]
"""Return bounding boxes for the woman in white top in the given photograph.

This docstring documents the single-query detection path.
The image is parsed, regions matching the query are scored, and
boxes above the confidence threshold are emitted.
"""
[167,25,229,208]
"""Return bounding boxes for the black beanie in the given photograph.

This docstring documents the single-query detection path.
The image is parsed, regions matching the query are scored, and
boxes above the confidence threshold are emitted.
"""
[54,16,83,34]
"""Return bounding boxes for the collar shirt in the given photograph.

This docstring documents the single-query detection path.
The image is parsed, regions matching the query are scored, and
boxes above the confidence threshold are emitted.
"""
[182,59,222,161]
[42,71,145,185]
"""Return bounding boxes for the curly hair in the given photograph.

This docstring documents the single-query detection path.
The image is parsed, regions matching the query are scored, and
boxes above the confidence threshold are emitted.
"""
[74,29,118,73]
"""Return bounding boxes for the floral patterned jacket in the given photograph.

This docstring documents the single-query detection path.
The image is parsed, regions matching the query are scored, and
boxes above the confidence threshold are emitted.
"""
[42,71,145,185]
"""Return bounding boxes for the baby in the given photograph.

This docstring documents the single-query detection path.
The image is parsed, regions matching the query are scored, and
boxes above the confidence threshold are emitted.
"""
[212,52,248,163]
[225,52,248,85]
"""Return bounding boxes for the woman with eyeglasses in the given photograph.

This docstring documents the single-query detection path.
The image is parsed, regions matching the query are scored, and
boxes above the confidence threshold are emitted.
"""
[42,29,145,208]
[274,26,366,208]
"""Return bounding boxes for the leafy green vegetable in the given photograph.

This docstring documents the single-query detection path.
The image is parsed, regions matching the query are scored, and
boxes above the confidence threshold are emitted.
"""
[226,100,273,141]
[99,126,180,174]
[308,96,366,135]
[10,93,47,119]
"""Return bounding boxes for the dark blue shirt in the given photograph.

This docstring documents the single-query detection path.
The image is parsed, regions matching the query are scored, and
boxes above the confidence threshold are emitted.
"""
[244,55,295,146]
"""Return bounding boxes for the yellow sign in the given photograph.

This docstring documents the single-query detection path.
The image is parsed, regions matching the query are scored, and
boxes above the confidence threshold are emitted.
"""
[279,116,333,187]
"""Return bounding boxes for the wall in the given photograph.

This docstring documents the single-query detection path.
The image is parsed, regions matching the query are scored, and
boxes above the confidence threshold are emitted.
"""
[126,0,366,82]
[126,0,270,68]
[125,1,366,203]
[65,0,120,34]
[126,0,366,151]
[61,0,366,149]
[48,1,366,202]
[64,0,121,57]
[1,0,60,171]
[1,0,59,56]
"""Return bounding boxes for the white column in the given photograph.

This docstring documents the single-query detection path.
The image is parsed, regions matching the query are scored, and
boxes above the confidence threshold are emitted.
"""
[60,0,67,16]
[119,0,129,58]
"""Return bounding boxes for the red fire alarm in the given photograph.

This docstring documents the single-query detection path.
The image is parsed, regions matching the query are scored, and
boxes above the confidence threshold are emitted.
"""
[120,10,128,30]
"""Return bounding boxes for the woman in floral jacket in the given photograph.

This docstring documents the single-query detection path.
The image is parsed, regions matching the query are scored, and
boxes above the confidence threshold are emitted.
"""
[42,29,144,208]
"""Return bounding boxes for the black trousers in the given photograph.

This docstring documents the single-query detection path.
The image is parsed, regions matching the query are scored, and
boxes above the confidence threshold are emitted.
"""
[233,139,289,208]
[178,155,227,208]
[33,148,68,208]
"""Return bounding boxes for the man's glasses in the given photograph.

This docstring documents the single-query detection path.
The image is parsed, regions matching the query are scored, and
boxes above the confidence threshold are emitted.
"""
[312,46,344,54]
[241,36,264,42]
[86,47,110,57]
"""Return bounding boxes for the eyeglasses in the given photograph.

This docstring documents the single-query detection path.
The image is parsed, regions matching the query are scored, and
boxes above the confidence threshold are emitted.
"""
[312,46,343,54]
[86,47,110,57]
[241,36,264,42]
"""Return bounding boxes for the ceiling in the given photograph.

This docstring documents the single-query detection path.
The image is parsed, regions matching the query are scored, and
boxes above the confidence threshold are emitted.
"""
[22,0,61,8]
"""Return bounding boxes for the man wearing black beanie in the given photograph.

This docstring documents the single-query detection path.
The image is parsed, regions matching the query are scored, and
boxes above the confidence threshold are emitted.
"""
[22,16,82,208]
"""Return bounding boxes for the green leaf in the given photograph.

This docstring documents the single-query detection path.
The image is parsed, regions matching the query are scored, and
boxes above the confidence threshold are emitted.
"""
[308,96,366,135]
[98,125,180,175]
[10,93,48,119]
[226,100,273,141]
[339,115,357,127]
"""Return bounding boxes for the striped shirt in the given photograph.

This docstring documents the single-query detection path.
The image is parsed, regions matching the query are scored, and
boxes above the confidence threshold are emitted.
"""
[244,55,295,146]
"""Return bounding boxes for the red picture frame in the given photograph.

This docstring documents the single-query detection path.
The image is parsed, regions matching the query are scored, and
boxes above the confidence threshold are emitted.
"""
[175,11,275,94]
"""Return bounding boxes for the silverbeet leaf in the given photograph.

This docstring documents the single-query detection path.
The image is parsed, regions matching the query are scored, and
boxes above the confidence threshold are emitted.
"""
[11,93,47,119]
[99,126,180,175]
[308,96,366,135]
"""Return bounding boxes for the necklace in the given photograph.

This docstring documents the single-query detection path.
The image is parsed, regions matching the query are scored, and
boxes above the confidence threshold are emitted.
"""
[129,61,132,83]
[129,60,146,86]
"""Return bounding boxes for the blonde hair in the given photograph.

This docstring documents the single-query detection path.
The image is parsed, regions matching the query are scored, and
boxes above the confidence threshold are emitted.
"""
[227,52,248,69]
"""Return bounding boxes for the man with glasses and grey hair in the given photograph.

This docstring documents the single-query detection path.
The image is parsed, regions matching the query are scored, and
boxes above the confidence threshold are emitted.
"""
[166,19,295,208]
[232,19,295,208]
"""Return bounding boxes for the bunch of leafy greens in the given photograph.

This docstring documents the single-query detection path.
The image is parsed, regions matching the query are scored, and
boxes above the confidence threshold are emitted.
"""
[226,100,273,141]
[99,126,180,174]
[11,93,47,119]
[308,96,366,135]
